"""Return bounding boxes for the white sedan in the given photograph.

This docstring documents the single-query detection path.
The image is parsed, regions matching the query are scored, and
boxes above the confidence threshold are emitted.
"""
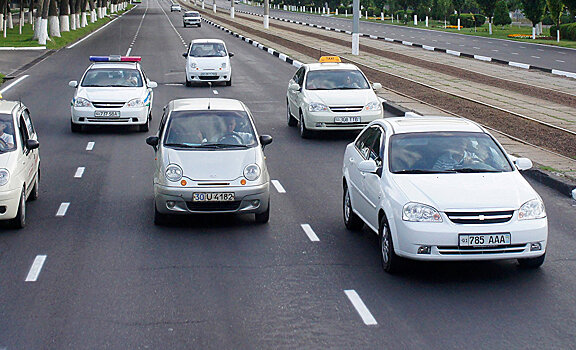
[184,39,233,86]
[342,116,548,273]
[69,56,157,132]
[0,99,40,228]
[286,56,383,138]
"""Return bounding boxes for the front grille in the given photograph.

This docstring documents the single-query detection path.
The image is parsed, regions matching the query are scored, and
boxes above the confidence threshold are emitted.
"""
[92,102,126,108]
[446,210,514,224]
[186,201,241,211]
[329,106,363,113]
[198,76,221,80]
[324,122,369,128]
[198,182,230,186]
[86,118,131,122]
[437,244,527,255]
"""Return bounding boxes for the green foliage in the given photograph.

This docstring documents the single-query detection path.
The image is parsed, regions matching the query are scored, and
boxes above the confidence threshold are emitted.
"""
[449,13,486,26]
[550,22,576,40]
[546,0,565,27]
[520,0,546,26]
[477,0,497,18]
[432,0,454,19]
[563,0,576,18]
[493,0,512,24]
[542,13,575,25]
[452,0,466,13]
[396,9,415,22]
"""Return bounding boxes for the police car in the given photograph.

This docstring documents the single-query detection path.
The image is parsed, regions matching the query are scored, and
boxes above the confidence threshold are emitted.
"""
[286,56,383,138]
[69,56,158,132]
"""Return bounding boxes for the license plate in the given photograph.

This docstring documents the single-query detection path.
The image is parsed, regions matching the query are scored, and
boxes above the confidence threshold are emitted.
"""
[94,111,120,117]
[334,116,361,123]
[459,233,511,247]
[193,192,235,202]
[200,72,218,76]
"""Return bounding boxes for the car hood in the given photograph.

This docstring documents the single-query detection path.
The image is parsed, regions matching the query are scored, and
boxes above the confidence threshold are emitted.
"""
[77,87,143,102]
[189,57,228,70]
[391,172,537,211]
[306,89,377,107]
[165,148,256,181]
[0,151,16,169]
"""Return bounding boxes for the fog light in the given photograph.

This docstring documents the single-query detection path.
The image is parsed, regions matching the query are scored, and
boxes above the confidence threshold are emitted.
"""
[181,179,187,186]
[315,122,325,127]
[417,245,431,254]
[0,206,6,214]
[530,242,542,251]
[251,200,260,207]
[166,201,175,209]
[241,179,246,185]
[79,117,85,122]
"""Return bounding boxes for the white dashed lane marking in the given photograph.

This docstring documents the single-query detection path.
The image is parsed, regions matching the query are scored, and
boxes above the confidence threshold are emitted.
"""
[86,142,95,151]
[25,255,47,282]
[74,167,85,178]
[213,90,219,95]
[301,224,320,242]
[344,290,378,326]
[271,180,286,193]
[56,203,70,217]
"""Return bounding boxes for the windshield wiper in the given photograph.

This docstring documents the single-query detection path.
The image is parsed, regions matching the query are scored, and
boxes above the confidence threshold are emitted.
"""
[452,168,501,173]
[164,143,204,148]
[393,169,457,174]
[82,84,105,87]
[202,143,249,148]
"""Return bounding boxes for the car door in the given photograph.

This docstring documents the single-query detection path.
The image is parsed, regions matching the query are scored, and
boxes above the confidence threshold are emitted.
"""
[348,127,378,219]
[362,126,385,229]
[153,107,170,184]
[287,67,304,117]
[16,112,36,195]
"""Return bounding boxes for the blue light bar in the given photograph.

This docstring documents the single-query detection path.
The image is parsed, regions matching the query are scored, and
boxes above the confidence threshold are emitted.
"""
[89,56,141,62]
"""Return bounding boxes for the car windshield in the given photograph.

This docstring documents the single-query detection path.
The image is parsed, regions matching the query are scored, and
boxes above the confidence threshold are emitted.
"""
[0,113,16,153]
[188,43,227,57]
[305,70,369,90]
[164,110,257,149]
[81,68,143,87]
[184,12,199,17]
[388,132,513,174]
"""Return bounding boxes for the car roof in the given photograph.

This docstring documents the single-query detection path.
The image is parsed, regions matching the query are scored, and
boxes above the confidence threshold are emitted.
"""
[381,116,485,134]
[0,100,20,115]
[190,39,225,44]
[306,62,361,71]
[170,98,246,112]
[89,62,140,69]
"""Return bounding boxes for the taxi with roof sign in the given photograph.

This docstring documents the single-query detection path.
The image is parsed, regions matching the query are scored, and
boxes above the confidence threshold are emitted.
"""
[68,56,158,132]
[286,56,383,138]
[0,97,40,228]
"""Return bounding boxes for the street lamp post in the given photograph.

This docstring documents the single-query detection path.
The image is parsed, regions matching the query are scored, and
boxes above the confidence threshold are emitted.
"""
[230,0,234,18]
[352,0,359,55]
[213,0,217,13]
[264,0,269,28]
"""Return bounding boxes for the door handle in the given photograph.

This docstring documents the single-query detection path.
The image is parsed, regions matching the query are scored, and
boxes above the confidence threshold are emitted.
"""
[349,157,355,163]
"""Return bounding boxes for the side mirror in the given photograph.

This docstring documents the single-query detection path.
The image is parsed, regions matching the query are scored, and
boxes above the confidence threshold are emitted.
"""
[259,135,273,148]
[514,157,532,171]
[146,136,159,150]
[357,159,379,174]
[228,52,234,57]
[68,80,78,88]
[148,81,158,88]
[25,139,40,150]
[288,82,301,91]
[182,52,188,58]
[372,82,382,90]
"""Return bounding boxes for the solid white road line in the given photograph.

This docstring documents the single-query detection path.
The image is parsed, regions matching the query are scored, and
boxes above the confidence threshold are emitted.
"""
[86,142,95,151]
[0,75,29,94]
[25,255,47,282]
[126,47,132,56]
[301,224,319,242]
[344,290,378,326]
[56,202,70,216]
[74,167,85,178]
[271,180,286,193]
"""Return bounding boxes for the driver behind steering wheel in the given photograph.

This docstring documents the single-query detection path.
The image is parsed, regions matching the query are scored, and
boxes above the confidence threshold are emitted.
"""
[0,121,15,150]
[219,117,253,145]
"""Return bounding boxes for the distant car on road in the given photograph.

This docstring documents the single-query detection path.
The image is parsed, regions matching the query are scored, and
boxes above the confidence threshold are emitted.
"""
[146,98,273,225]
[171,3,181,11]
[68,56,157,132]
[0,99,40,228]
[183,10,201,27]
[183,39,234,86]
[342,115,548,273]
[286,56,383,138]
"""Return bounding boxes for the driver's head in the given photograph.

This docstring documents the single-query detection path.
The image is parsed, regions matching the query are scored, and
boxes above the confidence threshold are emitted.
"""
[0,122,7,133]
[225,118,236,133]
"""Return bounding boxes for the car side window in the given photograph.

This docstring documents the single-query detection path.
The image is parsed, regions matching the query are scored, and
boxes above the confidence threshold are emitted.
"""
[22,109,35,138]
[18,116,30,153]
[292,67,304,85]
[368,128,384,166]
[159,109,169,136]
[355,128,376,159]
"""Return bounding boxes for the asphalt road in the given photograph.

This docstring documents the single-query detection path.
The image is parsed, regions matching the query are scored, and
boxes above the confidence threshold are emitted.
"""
[216,0,576,73]
[1,0,576,348]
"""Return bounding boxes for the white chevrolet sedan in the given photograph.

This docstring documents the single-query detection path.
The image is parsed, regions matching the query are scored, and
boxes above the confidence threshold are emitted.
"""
[286,56,383,138]
[146,98,273,225]
[183,39,233,86]
[69,56,157,132]
[0,99,40,228]
[342,116,548,273]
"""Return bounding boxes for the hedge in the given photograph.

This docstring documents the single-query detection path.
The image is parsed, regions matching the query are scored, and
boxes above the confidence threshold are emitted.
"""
[550,22,576,40]
[543,14,576,25]
[449,13,486,27]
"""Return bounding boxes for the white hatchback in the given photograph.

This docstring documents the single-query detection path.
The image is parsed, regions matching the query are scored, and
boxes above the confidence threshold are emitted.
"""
[0,99,40,228]
[146,98,273,225]
[183,39,233,86]
[342,116,548,273]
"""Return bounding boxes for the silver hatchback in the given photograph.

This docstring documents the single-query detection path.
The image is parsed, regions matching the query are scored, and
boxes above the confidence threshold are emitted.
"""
[146,98,273,225]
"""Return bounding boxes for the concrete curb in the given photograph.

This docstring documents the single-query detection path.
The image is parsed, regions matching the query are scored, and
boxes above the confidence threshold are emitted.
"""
[0,47,47,51]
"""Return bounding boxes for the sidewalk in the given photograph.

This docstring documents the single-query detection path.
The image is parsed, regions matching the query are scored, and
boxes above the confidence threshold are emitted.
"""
[0,49,52,78]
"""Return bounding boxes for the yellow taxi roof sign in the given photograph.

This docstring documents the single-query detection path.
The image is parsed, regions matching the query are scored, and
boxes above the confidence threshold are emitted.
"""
[319,56,341,63]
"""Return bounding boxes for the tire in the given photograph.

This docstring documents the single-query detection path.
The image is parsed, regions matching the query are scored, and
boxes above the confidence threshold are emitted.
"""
[518,253,545,268]
[183,23,187,27]
[198,24,201,27]
[154,203,169,226]
[11,188,26,229]
[185,77,192,87]
[255,200,270,224]
[139,117,149,132]
[29,171,39,201]
[379,216,401,273]
[343,184,363,230]
[287,101,297,127]
[71,120,82,133]
[225,77,232,86]
[299,111,312,138]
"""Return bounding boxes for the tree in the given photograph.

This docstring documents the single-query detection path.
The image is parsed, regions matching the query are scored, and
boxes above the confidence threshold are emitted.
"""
[453,0,465,28]
[520,0,546,38]
[48,0,59,37]
[563,0,576,18]
[546,0,564,41]
[477,0,497,33]
[493,0,512,25]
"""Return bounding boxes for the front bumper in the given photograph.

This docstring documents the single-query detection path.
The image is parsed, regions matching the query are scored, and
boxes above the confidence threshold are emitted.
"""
[71,106,149,125]
[0,187,22,220]
[186,68,231,82]
[154,182,269,215]
[303,109,382,131]
[392,217,548,261]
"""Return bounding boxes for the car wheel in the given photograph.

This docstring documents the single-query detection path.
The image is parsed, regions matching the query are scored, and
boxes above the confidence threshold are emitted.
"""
[29,171,39,201]
[225,77,232,86]
[518,253,545,268]
[71,120,82,133]
[299,111,312,138]
[185,77,192,87]
[139,118,149,132]
[183,23,187,27]
[380,216,401,273]
[11,188,26,229]
[343,184,363,230]
[287,101,297,127]
[154,203,169,226]
[255,200,270,224]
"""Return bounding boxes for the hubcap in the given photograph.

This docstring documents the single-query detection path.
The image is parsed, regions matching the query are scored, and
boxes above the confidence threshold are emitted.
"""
[20,192,26,225]
[344,190,351,222]
[381,229,390,264]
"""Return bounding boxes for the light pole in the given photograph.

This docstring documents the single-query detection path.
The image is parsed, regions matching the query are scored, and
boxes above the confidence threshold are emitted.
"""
[264,0,269,28]
[230,0,234,18]
[213,0,216,13]
[352,0,359,55]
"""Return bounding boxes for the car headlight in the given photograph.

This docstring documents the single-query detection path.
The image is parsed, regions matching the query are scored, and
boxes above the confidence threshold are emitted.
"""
[74,97,92,107]
[519,199,546,220]
[0,169,9,187]
[402,202,443,222]
[221,62,227,68]
[125,98,144,107]
[364,101,382,111]
[189,62,197,69]
[243,164,261,181]
[165,164,183,182]
[308,102,329,112]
